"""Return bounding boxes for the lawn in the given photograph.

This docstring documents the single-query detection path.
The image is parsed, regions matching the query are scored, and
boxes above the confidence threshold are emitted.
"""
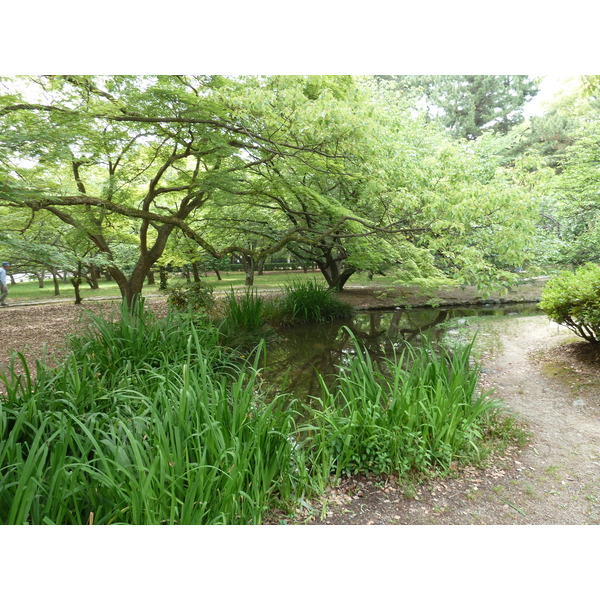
[6,270,398,302]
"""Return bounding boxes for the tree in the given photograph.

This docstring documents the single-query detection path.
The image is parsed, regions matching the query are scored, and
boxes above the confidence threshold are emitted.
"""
[392,75,539,140]
[0,75,364,304]
[221,79,538,291]
[547,113,600,265]
[0,75,539,300]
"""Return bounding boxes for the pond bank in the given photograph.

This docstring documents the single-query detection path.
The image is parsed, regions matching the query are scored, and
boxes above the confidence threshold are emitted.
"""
[284,315,600,525]
[334,276,549,311]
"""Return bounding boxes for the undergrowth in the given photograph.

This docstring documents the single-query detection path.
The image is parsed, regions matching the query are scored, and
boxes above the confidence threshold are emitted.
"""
[0,299,519,524]
[268,279,354,326]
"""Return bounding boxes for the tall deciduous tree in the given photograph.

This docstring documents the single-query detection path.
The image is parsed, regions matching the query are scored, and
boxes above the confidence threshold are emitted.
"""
[0,75,363,303]
[547,113,600,265]
[0,75,538,299]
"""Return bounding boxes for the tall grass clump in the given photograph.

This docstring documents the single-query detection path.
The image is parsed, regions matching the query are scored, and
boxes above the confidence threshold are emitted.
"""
[0,299,309,524]
[223,288,265,330]
[303,328,498,479]
[272,279,354,326]
[219,288,277,349]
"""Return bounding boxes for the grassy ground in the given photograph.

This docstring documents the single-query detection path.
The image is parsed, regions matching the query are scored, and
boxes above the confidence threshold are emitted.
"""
[6,271,394,302]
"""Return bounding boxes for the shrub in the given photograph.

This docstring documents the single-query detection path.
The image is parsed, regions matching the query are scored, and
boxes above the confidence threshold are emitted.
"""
[539,263,600,343]
[274,279,354,325]
[167,281,215,313]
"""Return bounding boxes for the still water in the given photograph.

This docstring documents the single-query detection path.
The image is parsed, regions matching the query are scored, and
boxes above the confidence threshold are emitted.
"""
[262,303,542,398]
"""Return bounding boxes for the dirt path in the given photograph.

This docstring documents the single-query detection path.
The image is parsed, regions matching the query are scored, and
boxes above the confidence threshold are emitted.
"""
[468,316,600,524]
[310,315,600,525]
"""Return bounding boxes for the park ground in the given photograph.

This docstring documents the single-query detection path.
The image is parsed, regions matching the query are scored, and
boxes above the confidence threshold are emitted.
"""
[1,277,599,525]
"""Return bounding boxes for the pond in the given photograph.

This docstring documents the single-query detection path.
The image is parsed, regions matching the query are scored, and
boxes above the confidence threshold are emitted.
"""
[262,302,542,399]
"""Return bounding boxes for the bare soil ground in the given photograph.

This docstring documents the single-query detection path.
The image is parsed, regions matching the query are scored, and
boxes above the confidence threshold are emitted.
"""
[1,279,599,525]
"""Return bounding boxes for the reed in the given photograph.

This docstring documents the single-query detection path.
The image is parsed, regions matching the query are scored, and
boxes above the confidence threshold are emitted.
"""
[302,328,498,477]
[0,301,306,524]
[272,279,354,325]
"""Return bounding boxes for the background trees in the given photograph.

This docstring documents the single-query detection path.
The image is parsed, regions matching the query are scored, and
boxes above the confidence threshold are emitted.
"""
[1,75,368,302]
[388,75,539,140]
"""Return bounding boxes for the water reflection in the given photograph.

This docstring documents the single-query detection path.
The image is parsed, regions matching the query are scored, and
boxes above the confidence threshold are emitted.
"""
[263,303,541,399]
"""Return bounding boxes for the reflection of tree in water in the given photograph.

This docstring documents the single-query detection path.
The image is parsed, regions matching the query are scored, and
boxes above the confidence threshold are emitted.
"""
[264,308,450,399]
[263,303,541,399]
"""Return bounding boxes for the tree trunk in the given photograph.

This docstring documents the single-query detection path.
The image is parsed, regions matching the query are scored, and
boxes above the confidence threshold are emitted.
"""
[112,266,149,307]
[71,263,84,304]
[242,254,255,286]
[183,265,191,283]
[191,261,201,283]
[316,252,356,291]
[158,267,168,291]
[331,267,357,291]
[36,270,45,288]
[50,269,61,296]
[257,257,266,276]
[71,278,83,304]
[147,270,156,285]
[88,264,100,289]
[214,269,222,281]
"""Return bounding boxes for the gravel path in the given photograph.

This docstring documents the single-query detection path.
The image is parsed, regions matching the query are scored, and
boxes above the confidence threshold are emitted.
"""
[475,316,600,524]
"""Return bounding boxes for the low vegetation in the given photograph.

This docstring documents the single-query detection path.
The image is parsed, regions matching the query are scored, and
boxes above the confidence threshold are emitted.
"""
[269,279,355,326]
[303,332,498,478]
[212,279,354,348]
[0,291,518,524]
[166,280,216,314]
[0,301,307,524]
[539,263,600,343]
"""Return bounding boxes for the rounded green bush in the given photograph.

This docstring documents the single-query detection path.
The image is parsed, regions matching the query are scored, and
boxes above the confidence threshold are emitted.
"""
[539,263,600,343]
[167,281,215,313]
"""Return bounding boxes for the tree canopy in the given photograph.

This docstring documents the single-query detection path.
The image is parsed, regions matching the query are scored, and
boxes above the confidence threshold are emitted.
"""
[0,74,561,303]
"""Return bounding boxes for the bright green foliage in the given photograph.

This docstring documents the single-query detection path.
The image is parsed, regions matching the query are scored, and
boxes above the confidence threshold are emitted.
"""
[0,75,540,297]
[222,288,265,332]
[0,302,305,524]
[539,264,600,343]
[303,330,497,477]
[514,88,600,269]
[549,116,600,265]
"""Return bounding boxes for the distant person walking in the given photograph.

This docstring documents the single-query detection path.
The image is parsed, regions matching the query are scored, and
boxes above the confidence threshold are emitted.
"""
[0,262,9,307]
